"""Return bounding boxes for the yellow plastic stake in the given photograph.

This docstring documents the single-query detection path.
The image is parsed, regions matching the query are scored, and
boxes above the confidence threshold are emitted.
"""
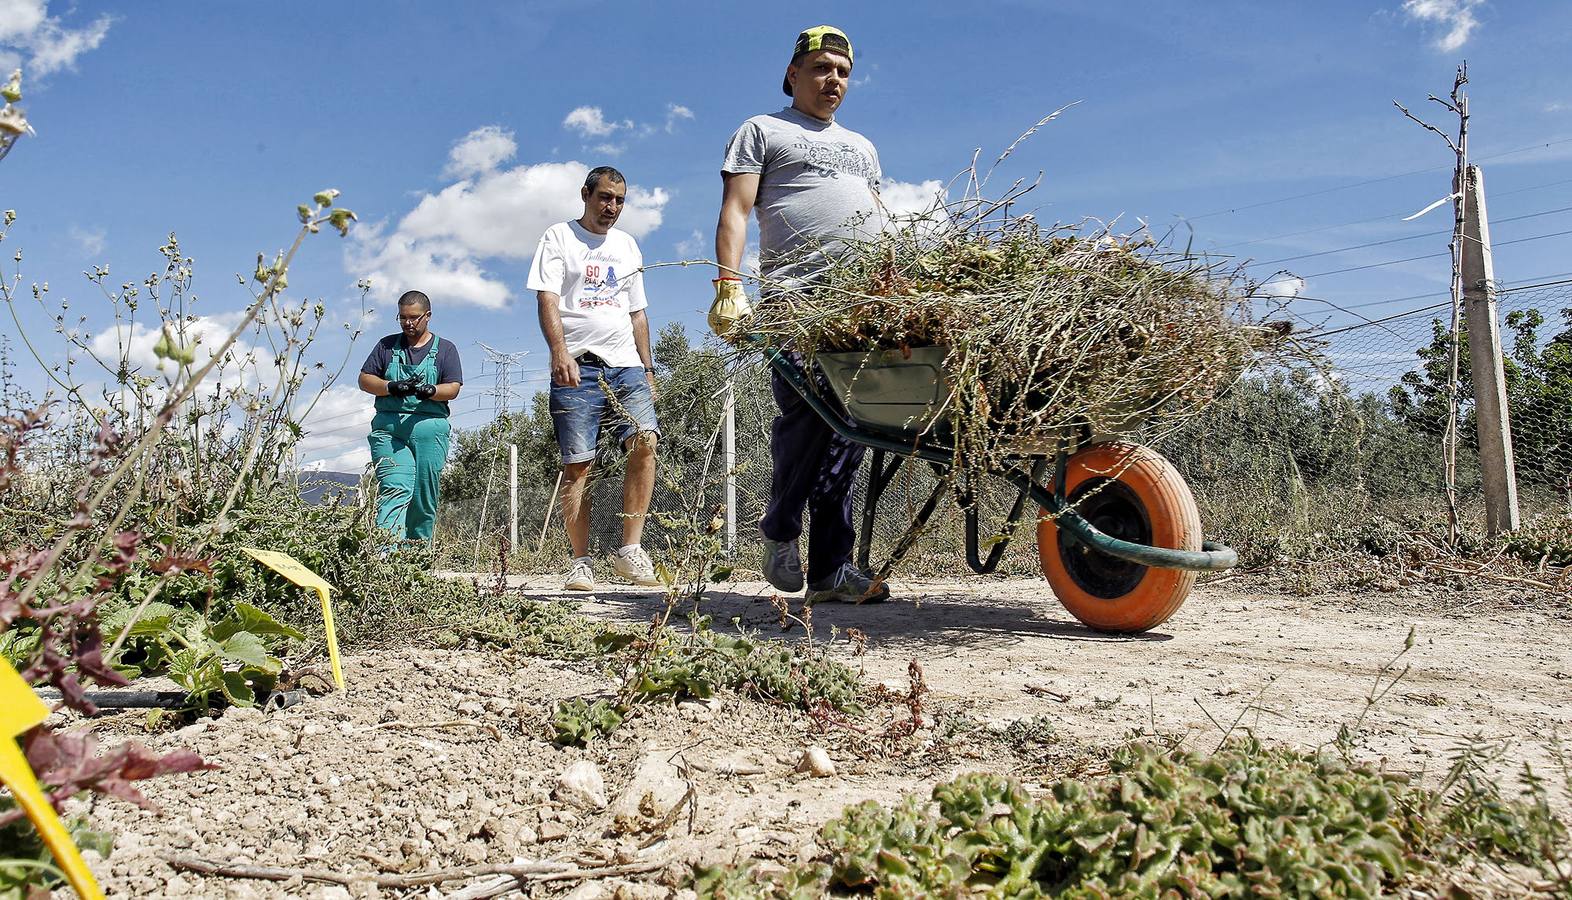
[239,547,346,692]
[0,658,107,900]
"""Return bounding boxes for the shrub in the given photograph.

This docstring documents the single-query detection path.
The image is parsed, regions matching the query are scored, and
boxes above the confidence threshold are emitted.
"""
[695,738,1571,898]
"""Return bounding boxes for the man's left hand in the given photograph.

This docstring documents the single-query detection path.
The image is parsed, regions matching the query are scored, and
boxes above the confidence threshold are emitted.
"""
[644,369,658,401]
[413,382,437,400]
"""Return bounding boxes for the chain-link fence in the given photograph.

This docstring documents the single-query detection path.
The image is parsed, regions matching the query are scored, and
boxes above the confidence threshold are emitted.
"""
[429,279,1572,578]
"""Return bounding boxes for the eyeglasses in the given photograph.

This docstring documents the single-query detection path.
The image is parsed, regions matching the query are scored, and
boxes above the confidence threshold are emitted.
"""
[397,312,429,324]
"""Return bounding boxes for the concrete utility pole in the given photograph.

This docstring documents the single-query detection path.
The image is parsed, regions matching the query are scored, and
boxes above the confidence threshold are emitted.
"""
[1461,165,1521,535]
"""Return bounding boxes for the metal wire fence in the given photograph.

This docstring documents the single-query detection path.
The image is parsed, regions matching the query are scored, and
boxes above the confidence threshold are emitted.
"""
[427,279,1572,578]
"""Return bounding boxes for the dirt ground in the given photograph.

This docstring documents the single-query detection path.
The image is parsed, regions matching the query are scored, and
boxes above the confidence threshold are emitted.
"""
[59,574,1572,898]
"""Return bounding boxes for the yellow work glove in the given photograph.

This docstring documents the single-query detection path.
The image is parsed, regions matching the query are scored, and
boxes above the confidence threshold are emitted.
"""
[708,277,753,343]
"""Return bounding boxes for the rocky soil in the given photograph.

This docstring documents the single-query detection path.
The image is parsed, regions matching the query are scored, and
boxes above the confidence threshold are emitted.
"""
[54,574,1572,897]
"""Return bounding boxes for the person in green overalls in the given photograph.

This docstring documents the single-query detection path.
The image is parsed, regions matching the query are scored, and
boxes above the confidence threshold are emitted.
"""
[357,290,465,543]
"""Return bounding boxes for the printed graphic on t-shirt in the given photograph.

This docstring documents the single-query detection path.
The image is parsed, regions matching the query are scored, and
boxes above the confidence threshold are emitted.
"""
[579,257,625,309]
[794,139,878,182]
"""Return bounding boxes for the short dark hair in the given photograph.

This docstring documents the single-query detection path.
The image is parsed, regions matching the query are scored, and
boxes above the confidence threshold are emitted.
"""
[583,166,626,193]
[397,290,431,312]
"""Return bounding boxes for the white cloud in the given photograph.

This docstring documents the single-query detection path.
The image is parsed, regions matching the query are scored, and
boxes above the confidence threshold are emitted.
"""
[880,178,948,221]
[85,310,287,408]
[590,142,624,157]
[1401,0,1482,52]
[69,224,104,258]
[674,228,704,258]
[1257,274,1306,298]
[350,155,670,309]
[563,106,622,137]
[0,1,113,77]
[295,384,373,472]
[443,125,517,178]
[664,103,694,133]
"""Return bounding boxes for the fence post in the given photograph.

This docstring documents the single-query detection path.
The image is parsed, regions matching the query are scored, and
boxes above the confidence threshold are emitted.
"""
[1461,164,1520,535]
[508,443,519,550]
[722,379,737,556]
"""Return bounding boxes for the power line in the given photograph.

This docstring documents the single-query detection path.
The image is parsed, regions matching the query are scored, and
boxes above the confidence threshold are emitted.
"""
[1296,227,1572,280]
[1300,251,1450,279]
[1245,204,1572,269]
[1213,174,1572,252]
[1301,273,1572,340]
[1185,135,1572,222]
[1308,302,1452,339]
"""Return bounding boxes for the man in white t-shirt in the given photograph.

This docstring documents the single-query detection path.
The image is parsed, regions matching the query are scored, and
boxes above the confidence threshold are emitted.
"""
[528,165,660,591]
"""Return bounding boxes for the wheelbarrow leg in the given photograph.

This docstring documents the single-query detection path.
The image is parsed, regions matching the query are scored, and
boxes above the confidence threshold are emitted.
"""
[872,466,951,584]
[857,448,907,571]
[965,457,1048,574]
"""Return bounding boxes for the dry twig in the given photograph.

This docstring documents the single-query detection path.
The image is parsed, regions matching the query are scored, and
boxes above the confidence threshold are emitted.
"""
[165,854,668,894]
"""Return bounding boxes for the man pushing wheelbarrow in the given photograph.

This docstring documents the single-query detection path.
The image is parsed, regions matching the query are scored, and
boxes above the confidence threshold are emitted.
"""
[711,27,1282,632]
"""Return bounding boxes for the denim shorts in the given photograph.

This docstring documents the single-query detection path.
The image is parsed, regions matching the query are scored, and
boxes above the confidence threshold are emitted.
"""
[549,361,660,464]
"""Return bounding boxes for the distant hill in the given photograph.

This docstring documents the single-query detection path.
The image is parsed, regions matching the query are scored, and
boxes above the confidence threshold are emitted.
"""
[297,470,362,506]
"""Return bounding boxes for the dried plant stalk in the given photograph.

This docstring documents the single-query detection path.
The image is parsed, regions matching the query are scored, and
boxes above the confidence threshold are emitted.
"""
[747,195,1285,488]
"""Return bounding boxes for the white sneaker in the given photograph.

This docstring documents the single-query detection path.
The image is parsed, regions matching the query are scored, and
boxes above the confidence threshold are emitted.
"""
[609,545,661,587]
[563,557,596,591]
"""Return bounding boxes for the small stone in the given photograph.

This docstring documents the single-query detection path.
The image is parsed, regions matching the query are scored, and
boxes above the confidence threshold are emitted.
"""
[795,746,835,777]
[610,752,689,832]
[318,886,352,900]
[225,705,263,723]
[556,760,608,809]
[676,699,715,722]
[457,699,484,716]
[612,881,670,900]
[538,821,570,841]
[563,883,614,900]
[174,721,208,740]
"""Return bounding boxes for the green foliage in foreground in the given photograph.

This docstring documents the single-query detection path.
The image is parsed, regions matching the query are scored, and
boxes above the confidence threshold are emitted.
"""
[0,817,112,900]
[1505,511,1572,568]
[552,621,864,747]
[694,739,1571,899]
[104,601,302,708]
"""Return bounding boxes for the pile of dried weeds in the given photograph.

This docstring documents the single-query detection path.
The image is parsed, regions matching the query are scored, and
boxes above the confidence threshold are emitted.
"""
[749,201,1285,481]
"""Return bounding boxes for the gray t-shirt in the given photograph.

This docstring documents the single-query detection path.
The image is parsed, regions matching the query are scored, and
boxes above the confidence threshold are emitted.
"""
[722,106,881,282]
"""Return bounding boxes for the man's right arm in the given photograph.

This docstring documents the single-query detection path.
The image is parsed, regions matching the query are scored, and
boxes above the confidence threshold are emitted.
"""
[358,342,391,396]
[358,371,392,397]
[537,291,579,388]
[716,172,759,278]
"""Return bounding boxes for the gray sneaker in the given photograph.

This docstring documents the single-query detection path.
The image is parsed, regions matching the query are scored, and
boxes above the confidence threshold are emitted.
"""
[806,563,891,605]
[761,536,804,593]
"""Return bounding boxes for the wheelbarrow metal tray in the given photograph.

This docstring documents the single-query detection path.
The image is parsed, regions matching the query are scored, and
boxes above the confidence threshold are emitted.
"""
[816,346,1145,448]
[816,347,953,435]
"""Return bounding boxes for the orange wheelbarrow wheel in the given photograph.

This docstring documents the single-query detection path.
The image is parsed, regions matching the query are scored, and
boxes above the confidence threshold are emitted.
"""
[1037,441,1201,633]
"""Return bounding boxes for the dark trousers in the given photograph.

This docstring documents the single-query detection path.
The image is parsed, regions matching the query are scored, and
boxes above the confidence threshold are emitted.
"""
[760,367,866,583]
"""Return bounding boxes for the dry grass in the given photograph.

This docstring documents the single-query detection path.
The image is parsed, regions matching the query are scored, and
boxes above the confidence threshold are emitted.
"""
[746,192,1288,489]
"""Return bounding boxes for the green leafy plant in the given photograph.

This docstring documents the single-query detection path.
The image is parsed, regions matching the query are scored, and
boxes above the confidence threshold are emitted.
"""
[550,698,625,747]
[550,616,864,746]
[696,738,1572,898]
[105,601,304,708]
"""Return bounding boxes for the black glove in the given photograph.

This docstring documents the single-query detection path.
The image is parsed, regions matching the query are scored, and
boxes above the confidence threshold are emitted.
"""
[413,382,437,400]
[385,377,417,397]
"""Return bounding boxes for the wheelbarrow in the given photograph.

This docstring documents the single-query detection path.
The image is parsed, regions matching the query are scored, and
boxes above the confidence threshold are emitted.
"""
[766,345,1237,633]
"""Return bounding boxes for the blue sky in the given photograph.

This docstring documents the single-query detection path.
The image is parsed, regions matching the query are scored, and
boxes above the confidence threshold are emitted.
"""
[2,0,1570,469]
